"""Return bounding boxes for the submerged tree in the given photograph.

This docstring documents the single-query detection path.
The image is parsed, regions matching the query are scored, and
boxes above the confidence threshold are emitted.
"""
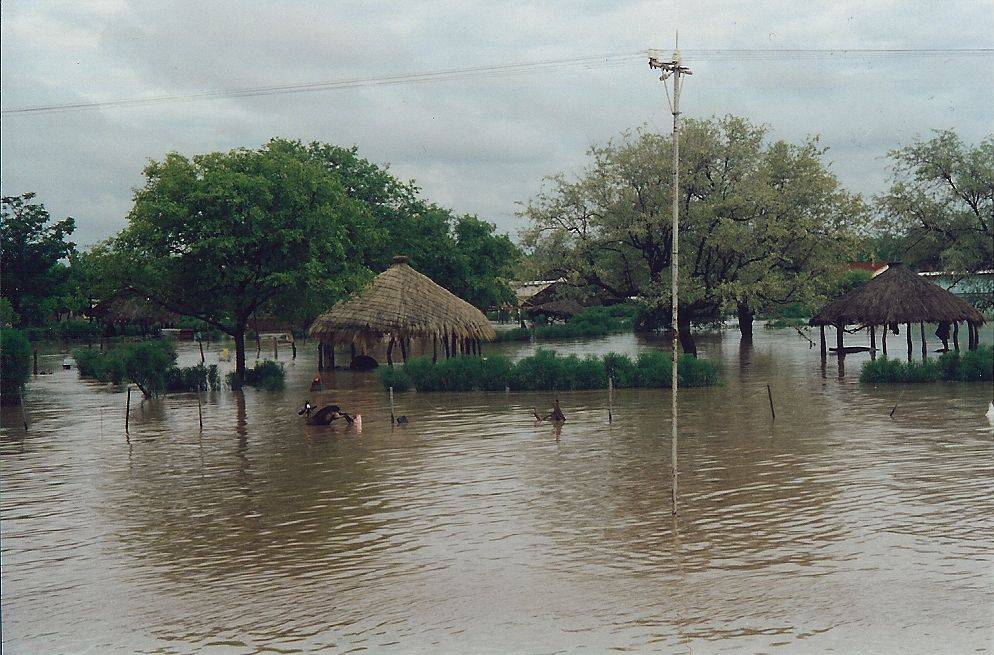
[521,116,864,353]
[119,139,376,381]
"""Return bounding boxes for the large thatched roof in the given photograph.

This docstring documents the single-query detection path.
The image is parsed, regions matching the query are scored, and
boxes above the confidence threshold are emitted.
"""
[810,264,986,327]
[309,256,496,346]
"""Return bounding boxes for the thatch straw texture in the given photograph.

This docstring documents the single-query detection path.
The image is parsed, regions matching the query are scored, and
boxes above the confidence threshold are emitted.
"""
[309,256,495,346]
[810,264,986,326]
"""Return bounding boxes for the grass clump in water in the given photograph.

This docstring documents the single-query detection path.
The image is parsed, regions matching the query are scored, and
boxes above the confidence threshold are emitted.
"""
[379,348,719,392]
[859,345,992,383]
[227,360,286,391]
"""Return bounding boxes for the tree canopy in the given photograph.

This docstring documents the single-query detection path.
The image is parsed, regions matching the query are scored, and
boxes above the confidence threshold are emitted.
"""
[876,130,993,275]
[521,116,865,353]
[0,193,77,325]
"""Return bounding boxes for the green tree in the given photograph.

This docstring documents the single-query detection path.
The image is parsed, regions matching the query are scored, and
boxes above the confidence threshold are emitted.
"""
[118,139,376,380]
[876,130,993,275]
[0,193,76,325]
[521,116,864,354]
[1,328,31,405]
[303,143,520,308]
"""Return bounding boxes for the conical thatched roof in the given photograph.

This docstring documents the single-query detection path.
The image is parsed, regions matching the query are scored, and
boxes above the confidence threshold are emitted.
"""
[810,264,986,327]
[309,256,496,346]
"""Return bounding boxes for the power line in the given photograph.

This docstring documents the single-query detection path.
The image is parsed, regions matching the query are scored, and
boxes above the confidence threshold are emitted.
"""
[3,48,991,116]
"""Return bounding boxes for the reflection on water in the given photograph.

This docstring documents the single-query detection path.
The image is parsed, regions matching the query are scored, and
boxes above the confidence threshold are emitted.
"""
[2,327,993,654]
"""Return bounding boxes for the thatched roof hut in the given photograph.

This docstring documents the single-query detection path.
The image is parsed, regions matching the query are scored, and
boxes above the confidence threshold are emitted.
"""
[90,289,177,327]
[309,256,495,361]
[810,263,985,358]
[525,298,585,321]
[811,264,985,326]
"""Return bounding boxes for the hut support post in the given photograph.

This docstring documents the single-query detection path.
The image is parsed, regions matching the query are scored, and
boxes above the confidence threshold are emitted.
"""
[920,322,927,359]
[819,326,826,358]
[906,323,913,361]
[432,336,437,364]
[451,334,456,358]
[387,338,395,365]
[317,344,324,370]
[443,333,450,358]
[399,337,408,364]
[870,325,876,356]
[835,322,844,355]
[329,343,335,369]
[882,325,887,356]
[953,322,960,351]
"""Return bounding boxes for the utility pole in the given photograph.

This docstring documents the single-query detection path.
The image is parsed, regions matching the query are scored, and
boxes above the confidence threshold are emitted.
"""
[648,41,691,515]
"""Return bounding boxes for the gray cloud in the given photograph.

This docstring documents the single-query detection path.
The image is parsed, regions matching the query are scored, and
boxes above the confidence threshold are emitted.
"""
[2,1,992,248]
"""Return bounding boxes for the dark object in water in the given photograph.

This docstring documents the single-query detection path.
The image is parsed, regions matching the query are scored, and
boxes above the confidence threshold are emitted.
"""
[350,355,378,371]
[298,401,354,426]
[395,415,408,424]
[534,399,566,423]
[310,375,322,391]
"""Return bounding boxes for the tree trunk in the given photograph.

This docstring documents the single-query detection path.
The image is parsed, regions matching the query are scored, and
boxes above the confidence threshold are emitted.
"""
[953,322,959,351]
[678,310,696,358]
[737,303,754,340]
[234,329,247,382]
[820,326,826,358]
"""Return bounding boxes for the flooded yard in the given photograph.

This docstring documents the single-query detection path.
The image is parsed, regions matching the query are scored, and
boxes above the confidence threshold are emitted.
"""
[2,326,992,653]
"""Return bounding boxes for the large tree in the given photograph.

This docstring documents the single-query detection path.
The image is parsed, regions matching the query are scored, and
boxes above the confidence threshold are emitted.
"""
[876,130,993,276]
[0,193,76,325]
[119,139,376,380]
[521,116,864,353]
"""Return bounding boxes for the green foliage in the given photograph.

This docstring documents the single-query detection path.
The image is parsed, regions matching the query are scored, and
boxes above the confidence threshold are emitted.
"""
[227,360,286,391]
[876,130,993,277]
[381,348,718,392]
[521,116,865,353]
[74,340,178,395]
[860,347,992,383]
[1,193,77,326]
[0,298,19,327]
[165,364,221,392]
[494,327,532,342]
[22,320,103,342]
[1,328,32,404]
[495,305,637,341]
[118,139,377,380]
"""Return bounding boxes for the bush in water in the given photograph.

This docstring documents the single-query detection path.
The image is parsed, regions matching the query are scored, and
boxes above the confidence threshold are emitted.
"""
[380,348,719,392]
[165,364,221,392]
[859,346,992,383]
[227,360,286,391]
[1,328,31,405]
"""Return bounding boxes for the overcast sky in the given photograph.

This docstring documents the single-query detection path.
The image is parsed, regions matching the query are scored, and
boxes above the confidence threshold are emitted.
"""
[2,1,992,248]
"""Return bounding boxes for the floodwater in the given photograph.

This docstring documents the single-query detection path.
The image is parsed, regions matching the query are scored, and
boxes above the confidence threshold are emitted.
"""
[2,325,992,654]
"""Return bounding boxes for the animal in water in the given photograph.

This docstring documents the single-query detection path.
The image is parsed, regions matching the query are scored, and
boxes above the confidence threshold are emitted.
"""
[309,375,323,391]
[298,401,354,426]
[533,399,566,423]
[395,415,408,424]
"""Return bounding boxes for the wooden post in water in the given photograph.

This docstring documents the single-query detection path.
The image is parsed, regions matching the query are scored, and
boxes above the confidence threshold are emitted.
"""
[273,336,278,360]
[199,340,205,364]
[869,325,876,357]
[836,322,844,354]
[389,386,395,425]
[767,384,776,420]
[197,392,203,431]
[906,322,913,361]
[608,377,614,423]
[386,338,394,365]
[125,386,132,432]
[920,322,927,359]
[882,324,888,356]
[819,326,826,359]
[33,349,38,375]
[953,322,960,351]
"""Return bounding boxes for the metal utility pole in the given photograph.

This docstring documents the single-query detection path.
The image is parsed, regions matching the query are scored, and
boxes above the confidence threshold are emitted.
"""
[648,42,691,515]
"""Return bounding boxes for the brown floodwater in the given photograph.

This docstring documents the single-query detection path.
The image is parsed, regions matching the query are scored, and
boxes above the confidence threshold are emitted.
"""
[2,325,993,654]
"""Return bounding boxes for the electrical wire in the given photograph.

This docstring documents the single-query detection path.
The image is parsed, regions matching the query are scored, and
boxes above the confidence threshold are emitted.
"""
[3,48,990,116]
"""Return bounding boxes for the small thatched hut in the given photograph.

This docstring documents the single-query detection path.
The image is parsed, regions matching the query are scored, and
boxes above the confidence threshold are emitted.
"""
[309,256,495,366]
[524,298,585,322]
[90,289,177,335]
[810,263,986,359]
